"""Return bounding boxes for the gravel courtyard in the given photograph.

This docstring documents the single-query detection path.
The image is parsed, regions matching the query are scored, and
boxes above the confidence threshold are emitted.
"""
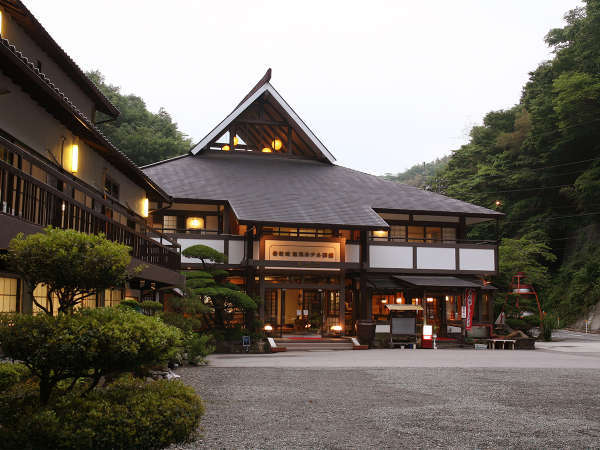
[175,344,600,449]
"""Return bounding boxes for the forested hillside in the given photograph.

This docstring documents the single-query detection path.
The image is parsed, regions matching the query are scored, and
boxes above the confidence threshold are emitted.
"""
[87,71,191,166]
[396,0,600,323]
[383,156,450,188]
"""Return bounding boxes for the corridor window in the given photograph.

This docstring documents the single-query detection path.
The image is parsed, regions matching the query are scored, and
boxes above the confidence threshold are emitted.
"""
[163,215,177,233]
[407,226,425,242]
[0,277,19,312]
[390,225,406,241]
[425,227,442,243]
[443,227,457,242]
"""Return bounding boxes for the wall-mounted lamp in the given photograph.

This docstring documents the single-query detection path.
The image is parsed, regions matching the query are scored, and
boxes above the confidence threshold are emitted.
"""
[186,217,204,229]
[373,230,388,238]
[142,198,149,218]
[271,138,282,151]
[71,144,78,173]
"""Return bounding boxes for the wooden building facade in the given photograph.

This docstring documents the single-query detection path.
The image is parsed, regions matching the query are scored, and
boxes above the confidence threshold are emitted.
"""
[0,0,183,313]
[143,69,503,337]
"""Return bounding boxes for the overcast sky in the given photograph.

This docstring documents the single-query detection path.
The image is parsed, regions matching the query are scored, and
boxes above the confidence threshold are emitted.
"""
[27,0,582,175]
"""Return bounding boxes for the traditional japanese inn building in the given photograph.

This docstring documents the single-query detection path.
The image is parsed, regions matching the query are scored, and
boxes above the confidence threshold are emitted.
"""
[0,0,183,313]
[143,69,503,337]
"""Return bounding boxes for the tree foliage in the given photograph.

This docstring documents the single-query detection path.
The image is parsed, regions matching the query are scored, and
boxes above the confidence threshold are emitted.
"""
[0,308,182,404]
[87,70,192,166]
[181,245,257,329]
[5,227,133,315]
[388,0,600,323]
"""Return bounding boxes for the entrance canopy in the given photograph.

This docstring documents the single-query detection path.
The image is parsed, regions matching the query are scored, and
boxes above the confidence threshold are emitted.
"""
[393,276,481,288]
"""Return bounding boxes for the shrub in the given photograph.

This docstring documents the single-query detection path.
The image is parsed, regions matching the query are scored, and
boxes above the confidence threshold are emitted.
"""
[0,308,183,403]
[0,362,30,391]
[160,311,204,333]
[542,314,557,341]
[119,299,141,310]
[0,376,204,450]
[140,300,163,316]
[185,333,215,365]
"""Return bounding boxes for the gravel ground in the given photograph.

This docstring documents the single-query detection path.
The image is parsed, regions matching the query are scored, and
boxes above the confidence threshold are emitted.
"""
[173,366,600,449]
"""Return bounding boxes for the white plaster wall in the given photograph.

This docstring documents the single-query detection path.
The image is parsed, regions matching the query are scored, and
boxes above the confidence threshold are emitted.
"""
[459,248,495,271]
[416,247,456,270]
[2,16,96,118]
[179,238,225,263]
[346,244,360,263]
[0,72,146,216]
[228,240,245,265]
[369,245,413,269]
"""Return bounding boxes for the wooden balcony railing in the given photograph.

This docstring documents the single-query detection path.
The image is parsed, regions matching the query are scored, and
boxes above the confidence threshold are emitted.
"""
[0,135,180,271]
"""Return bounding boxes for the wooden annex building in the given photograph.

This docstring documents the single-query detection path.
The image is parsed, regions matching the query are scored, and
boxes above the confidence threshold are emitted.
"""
[143,69,503,338]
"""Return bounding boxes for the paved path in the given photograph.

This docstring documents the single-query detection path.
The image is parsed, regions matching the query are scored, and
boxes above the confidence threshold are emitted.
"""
[172,331,600,448]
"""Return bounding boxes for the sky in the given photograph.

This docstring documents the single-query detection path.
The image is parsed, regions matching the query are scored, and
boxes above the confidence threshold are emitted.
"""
[26,0,583,175]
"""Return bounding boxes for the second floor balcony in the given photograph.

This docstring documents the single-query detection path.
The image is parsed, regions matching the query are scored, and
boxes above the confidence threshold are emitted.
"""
[0,135,180,271]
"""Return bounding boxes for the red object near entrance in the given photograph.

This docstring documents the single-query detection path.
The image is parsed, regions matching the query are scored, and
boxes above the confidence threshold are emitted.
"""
[421,335,434,349]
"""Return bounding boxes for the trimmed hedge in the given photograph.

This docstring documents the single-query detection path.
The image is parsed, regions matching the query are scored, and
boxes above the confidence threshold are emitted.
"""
[0,376,204,450]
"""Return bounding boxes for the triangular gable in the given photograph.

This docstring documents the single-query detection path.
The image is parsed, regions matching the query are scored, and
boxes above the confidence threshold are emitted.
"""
[190,69,336,163]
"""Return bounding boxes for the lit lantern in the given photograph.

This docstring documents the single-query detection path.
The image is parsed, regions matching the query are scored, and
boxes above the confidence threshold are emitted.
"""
[142,198,149,218]
[381,298,387,304]
[233,136,239,146]
[495,200,502,206]
[222,144,231,151]
[271,138,282,151]
[427,297,434,303]
[373,230,388,238]
[396,297,402,304]
[262,147,272,153]
[186,217,204,230]
[264,324,273,332]
[330,325,342,334]
[71,144,78,173]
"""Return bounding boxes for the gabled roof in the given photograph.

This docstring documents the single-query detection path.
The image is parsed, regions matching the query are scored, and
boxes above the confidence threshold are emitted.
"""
[143,151,503,229]
[190,69,336,164]
[0,0,119,117]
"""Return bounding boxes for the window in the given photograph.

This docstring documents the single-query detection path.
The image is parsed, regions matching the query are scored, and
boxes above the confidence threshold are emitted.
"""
[163,215,177,233]
[33,283,60,315]
[443,227,457,242]
[104,176,120,200]
[105,288,123,307]
[407,226,425,243]
[0,277,19,312]
[445,295,462,321]
[481,294,490,321]
[425,227,442,243]
[390,225,406,241]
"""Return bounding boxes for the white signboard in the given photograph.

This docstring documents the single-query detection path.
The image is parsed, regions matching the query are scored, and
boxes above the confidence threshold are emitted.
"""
[461,306,467,319]
[264,239,341,263]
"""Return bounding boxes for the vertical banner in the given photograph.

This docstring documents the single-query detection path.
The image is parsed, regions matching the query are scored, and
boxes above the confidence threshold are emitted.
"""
[465,288,476,330]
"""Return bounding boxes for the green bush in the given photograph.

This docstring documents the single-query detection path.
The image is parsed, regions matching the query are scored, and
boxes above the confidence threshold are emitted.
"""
[542,314,557,341]
[185,333,215,365]
[0,308,182,403]
[119,299,141,310]
[0,362,29,391]
[160,311,204,333]
[0,376,203,450]
[140,300,163,316]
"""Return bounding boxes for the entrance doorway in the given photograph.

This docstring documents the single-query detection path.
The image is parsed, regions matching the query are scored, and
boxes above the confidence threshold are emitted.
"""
[264,288,340,336]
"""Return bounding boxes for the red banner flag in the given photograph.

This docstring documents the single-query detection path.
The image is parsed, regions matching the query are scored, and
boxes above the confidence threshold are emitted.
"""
[465,288,476,330]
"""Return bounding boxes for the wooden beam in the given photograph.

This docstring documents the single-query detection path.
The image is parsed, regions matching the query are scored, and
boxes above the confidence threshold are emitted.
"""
[234,119,288,127]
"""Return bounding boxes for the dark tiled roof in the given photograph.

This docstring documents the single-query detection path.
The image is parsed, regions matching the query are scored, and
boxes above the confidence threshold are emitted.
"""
[0,36,170,202]
[143,152,502,228]
[394,276,482,288]
[0,0,119,116]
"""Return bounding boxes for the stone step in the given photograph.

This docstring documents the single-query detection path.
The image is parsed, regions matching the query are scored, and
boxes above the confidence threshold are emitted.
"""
[274,338,354,351]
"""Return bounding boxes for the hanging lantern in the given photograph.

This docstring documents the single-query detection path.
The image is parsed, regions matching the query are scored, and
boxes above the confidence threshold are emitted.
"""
[222,144,230,151]
[262,147,272,153]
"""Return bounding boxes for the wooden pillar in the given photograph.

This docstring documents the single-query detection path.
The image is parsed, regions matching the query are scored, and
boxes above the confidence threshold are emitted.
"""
[339,272,345,335]
[359,230,369,320]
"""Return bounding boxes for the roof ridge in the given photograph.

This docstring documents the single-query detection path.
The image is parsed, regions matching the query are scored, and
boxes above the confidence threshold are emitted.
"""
[140,153,191,169]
